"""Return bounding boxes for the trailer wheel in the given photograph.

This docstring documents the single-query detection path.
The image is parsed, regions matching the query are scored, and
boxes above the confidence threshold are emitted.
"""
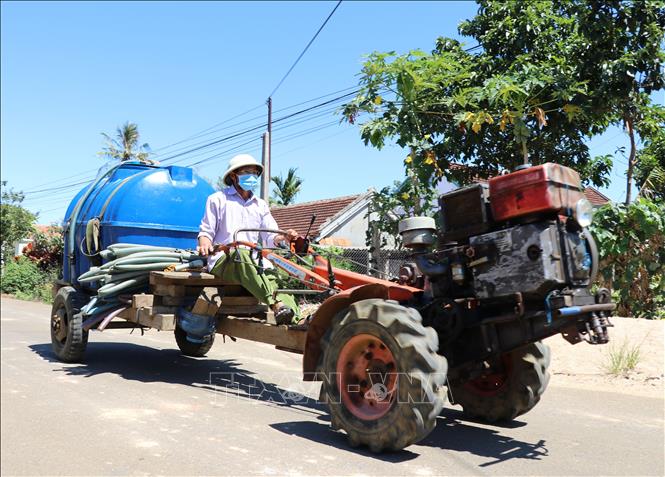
[174,326,215,357]
[318,299,447,452]
[449,341,550,422]
[50,286,89,363]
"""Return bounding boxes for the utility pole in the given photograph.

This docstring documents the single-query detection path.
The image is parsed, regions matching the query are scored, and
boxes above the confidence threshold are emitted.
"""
[260,131,270,200]
[260,97,273,201]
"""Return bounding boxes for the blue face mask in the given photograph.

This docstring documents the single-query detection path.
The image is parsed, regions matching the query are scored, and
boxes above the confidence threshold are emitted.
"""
[237,174,260,191]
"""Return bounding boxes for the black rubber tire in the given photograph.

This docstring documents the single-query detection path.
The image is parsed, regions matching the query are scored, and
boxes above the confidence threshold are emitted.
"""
[174,326,215,357]
[318,298,448,452]
[50,286,89,363]
[449,341,550,423]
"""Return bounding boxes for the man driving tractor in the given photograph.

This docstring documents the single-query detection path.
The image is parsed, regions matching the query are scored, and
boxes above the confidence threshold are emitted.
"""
[196,154,300,325]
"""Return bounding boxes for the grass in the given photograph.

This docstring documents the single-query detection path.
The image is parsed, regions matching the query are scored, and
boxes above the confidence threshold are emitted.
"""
[603,338,642,376]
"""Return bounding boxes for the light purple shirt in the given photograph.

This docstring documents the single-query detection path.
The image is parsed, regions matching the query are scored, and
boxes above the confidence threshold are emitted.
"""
[198,187,279,271]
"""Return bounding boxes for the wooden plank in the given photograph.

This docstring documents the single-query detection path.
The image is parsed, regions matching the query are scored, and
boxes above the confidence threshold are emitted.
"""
[116,306,177,331]
[132,293,154,308]
[159,295,195,306]
[151,284,207,297]
[152,284,188,297]
[151,282,249,298]
[216,317,306,352]
[218,304,270,315]
[192,287,224,316]
[150,271,239,287]
[220,296,259,306]
[141,313,176,331]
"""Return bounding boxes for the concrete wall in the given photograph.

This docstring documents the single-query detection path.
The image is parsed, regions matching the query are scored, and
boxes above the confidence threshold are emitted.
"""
[320,177,458,249]
[322,204,371,248]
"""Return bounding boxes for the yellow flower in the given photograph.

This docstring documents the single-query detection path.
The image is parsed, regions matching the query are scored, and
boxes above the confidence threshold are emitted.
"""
[401,192,409,200]
[424,151,436,165]
[405,155,413,164]
[373,96,383,105]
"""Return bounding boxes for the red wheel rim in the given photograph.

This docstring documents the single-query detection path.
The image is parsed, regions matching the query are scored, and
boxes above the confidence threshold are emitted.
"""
[464,355,512,397]
[336,333,398,420]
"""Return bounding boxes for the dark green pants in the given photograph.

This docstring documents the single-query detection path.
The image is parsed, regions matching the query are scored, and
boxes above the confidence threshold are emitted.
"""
[210,249,299,322]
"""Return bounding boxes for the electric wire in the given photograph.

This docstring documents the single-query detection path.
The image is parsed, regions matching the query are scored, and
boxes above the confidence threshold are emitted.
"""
[268,0,343,98]
[149,103,265,154]
[19,87,358,197]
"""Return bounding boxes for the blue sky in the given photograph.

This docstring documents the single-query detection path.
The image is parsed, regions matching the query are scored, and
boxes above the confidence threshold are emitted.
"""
[1,1,653,224]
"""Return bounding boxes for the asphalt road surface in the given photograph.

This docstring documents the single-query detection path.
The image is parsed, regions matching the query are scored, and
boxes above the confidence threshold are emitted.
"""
[2,296,663,476]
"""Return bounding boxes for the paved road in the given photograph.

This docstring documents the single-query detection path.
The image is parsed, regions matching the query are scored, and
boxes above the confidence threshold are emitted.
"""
[2,296,663,476]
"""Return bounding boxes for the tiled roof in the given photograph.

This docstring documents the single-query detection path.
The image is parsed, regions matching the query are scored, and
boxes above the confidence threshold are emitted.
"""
[583,187,611,206]
[32,225,59,236]
[270,194,365,237]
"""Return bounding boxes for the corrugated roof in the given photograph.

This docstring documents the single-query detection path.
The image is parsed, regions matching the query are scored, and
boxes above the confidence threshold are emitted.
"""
[270,194,364,237]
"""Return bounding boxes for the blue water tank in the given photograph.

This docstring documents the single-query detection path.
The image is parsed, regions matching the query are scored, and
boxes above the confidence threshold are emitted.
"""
[62,162,214,286]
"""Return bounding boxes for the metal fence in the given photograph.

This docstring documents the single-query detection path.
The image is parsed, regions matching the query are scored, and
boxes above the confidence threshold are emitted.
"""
[333,247,410,280]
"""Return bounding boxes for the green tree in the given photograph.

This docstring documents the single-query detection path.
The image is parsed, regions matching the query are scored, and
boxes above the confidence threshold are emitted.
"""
[461,1,665,204]
[634,105,665,202]
[590,199,665,318]
[0,182,37,262]
[271,167,303,206]
[342,0,664,202]
[99,122,151,162]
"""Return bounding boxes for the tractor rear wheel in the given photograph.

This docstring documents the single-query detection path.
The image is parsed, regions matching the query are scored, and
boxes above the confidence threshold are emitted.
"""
[318,299,447,452]
[449,341,550,422]
[50,286,89,363]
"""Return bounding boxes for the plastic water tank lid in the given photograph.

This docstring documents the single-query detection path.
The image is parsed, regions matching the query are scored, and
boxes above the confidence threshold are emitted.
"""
[398,216,436,233]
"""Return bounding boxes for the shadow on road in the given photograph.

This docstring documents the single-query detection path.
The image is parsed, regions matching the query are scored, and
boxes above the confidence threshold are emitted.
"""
[421,409,548,467]
[30,341,323,412]
[30,341,548,466]
[270,420,420,462]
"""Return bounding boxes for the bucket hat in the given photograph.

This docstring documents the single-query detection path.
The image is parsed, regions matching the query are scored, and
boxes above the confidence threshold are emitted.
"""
[222,154,263,186]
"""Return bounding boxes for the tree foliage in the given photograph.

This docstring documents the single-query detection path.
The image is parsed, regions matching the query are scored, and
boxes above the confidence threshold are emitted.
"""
[590,199,665,318]
[0,182,36,262]
[271,167,303,206]
[342,0,664,198]
[635,105,665,201]
[99,122,151,162]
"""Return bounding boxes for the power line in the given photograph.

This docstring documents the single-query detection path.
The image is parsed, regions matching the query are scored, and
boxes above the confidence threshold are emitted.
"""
[268,1,343,98]
[21,88,358,197]
[30,117,351,215]
[150,103,265,155]
[158,90,357,165]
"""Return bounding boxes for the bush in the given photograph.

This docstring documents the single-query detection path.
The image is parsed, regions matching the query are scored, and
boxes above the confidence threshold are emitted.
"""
[0,257,55,303]
[590,198,665,318]
[1,257,45,294]
[22,225,63,275]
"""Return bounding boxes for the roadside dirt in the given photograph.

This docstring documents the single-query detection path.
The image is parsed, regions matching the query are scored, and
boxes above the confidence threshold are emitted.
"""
[548,316,664,398]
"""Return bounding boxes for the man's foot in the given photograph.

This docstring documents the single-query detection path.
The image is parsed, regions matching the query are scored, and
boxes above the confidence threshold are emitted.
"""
[273,305,295,325]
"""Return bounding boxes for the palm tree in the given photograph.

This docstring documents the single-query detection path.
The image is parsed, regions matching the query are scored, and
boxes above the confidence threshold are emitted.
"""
[271,167,303,206]
[99,122,151,162]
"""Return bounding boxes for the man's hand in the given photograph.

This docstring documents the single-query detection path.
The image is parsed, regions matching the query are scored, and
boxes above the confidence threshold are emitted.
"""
[197,236,214,257]
[274,229,299,248]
